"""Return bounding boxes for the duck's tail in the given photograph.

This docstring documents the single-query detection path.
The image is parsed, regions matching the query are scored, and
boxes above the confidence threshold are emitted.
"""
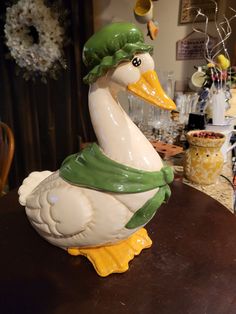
[18,171,52,206]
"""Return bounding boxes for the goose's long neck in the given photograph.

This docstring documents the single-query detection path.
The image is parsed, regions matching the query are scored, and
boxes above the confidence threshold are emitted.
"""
[89,79,163,171]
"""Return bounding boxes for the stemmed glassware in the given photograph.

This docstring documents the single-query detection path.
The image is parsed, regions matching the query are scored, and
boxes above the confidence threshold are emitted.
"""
[127,94,179,144]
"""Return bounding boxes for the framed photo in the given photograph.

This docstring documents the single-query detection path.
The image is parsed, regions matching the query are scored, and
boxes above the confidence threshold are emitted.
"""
[179,0,219,24]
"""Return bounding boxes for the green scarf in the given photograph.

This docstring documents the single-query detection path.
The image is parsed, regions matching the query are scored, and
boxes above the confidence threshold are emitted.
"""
[59,143,174,229]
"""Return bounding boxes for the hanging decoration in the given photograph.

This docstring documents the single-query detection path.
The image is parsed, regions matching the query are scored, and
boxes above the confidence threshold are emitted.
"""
[4,0,67,81]
[147,20,159,40]
[133,0,159,40]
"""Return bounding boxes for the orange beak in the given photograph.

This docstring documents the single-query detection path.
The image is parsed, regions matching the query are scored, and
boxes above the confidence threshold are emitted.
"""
[128,70,176,110]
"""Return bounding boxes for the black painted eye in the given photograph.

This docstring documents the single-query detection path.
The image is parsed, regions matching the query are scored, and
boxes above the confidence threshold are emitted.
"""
[132,57,142,67]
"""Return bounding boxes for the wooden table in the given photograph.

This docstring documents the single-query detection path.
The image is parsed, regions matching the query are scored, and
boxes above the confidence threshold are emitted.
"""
[1,182,236,314]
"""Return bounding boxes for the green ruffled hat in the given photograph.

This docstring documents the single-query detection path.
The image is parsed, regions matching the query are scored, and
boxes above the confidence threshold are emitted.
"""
[83,22,153,84]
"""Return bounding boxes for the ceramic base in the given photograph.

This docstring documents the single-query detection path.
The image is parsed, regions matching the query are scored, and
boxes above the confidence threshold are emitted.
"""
[67,228,152,277]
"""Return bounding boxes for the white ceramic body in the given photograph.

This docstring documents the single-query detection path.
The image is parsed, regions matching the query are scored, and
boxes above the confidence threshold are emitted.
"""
[19,53,164,250]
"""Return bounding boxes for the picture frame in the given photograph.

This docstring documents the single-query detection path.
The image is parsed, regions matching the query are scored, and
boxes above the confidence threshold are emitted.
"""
[179,0,219,24]
[176,33,217,60]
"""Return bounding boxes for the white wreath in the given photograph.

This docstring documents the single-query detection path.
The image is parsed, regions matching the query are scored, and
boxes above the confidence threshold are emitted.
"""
[4,0,65,74]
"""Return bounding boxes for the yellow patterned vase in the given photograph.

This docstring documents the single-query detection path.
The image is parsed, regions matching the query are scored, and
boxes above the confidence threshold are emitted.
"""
[184,130,225,185]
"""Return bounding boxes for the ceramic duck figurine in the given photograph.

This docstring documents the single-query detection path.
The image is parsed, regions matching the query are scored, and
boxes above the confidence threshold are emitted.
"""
[19,23,176,277]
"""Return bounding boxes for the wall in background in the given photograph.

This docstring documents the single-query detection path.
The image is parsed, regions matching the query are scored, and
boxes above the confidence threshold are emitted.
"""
[93,0,234,92]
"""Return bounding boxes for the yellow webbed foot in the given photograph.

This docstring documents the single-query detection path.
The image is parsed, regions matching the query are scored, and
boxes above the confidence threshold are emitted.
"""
[68,247,81,256]
[67,228,152,277]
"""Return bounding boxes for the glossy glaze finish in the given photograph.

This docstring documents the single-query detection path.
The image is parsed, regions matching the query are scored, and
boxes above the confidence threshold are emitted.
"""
[184,131,225,185]
[19,23,175,276]
[89,64,164,171]
[134,0,153,23]
[83,23,153,84]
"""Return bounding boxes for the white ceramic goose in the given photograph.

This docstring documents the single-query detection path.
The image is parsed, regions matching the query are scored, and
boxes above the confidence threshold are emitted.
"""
[19,23,176,276]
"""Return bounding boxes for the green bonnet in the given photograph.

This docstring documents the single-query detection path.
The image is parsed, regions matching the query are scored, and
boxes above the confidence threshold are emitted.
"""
[83,22,153,84]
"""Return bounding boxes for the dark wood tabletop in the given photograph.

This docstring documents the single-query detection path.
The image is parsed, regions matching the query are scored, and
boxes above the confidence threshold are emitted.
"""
[1,181,236,314]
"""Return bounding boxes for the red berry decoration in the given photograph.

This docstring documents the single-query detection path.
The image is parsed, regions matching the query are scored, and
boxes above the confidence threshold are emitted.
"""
[192,131,223,139]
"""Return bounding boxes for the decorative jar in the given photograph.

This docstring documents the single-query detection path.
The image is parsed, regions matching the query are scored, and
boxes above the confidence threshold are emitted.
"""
[184,130,225,185]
